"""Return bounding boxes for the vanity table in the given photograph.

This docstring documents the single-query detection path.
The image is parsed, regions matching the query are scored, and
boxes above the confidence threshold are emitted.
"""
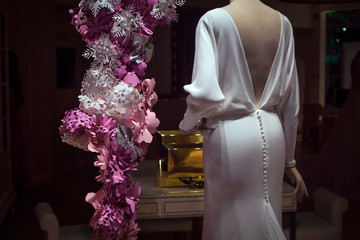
[134,160,297,240]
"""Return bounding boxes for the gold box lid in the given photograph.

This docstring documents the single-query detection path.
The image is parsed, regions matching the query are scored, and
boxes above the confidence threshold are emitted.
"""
[158,130,203,150]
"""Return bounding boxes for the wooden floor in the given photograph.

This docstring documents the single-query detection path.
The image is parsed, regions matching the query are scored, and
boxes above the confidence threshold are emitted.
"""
[0,142,359,240]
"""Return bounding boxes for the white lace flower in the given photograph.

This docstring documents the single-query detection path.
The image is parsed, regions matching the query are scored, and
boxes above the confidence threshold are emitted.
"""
[83,34,121,69]
[111,5,144,40]
[151,0,185,21]
[79,65,141,121]
[80,0,122,17]
[82,65,118,95]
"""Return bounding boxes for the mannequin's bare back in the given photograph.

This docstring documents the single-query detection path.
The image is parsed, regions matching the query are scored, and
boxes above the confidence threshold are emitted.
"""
[223,0,281,107]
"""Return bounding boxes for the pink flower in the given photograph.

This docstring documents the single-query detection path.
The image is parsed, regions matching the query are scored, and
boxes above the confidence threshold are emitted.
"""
[142,78,158,108]
[94,115,117,143]
[125,182,141,213]
[114,64,127,79]
[145,109,160,134]
[84,10,114,42]
[94,147,109,171]
[131,109,160,144]
[134,61,147,78]
[59,108,96,137]
[122,72,141,88]
[121,53,131,66]
[85,189,106,210]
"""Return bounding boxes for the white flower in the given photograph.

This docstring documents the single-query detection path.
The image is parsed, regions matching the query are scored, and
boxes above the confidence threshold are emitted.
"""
[80,0,122,16]
[112,5,144,41]
[151,0,185,21]
[83,35,121,69]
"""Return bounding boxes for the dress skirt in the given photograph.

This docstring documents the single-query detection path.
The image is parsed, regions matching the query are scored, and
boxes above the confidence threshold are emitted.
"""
[202,109,285,240]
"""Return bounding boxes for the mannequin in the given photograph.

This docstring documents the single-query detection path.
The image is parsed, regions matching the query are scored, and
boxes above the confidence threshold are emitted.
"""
[227,0,308,202]
[200,0,308,202]
[180,0,308,238]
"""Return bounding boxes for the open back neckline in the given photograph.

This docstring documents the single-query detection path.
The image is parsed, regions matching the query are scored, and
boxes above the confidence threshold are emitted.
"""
[218,8,283,109]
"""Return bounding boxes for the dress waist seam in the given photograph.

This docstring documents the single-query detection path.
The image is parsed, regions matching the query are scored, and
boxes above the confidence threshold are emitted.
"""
[206,106,276,125]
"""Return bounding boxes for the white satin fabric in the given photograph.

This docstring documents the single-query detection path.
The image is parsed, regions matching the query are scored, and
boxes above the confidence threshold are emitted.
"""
[180,8,299,240]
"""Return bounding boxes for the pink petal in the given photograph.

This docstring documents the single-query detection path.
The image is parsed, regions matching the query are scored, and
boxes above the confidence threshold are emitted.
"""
[126,197,136,213]
[132,121,141,133]
[88,141,99,153]
[85,192,96,203]
[133,182,141,198]
[134,61,147,77]
[146,110,160,133]
[136,129,153,143]
[148,92,158,107]
[94,160,106,170]
[142,78,156,96]
[123,72,141,87]
[115,65,127,79]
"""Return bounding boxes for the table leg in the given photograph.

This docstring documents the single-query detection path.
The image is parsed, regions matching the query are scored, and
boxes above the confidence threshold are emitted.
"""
[191,217,203,240]
[290,212,296,240]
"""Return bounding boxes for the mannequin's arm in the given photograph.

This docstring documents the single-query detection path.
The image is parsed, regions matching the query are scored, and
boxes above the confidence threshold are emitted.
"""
[285,167,308,202]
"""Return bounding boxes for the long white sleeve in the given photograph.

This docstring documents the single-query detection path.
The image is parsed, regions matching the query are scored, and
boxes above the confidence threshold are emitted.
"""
[275,35,299,168]
[179,15,225,133]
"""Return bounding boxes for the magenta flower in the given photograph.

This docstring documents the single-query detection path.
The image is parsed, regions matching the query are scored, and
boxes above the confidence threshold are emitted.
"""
[122,72,141,88]
[134,60,147,78]
[86,188,106,210]
[84,10,114,42]
[125,182,141,213]
[94,114,117,142]
[59,108,96,136]
[114,64,127,79]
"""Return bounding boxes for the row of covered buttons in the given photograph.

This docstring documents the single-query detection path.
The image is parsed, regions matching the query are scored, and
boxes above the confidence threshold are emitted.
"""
[256,110,269,203]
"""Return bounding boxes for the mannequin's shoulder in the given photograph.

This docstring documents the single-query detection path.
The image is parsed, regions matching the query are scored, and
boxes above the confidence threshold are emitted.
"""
[278,12,294,33]
[277,12,296,46]
[200,8,228,23]
[197,8,227,30]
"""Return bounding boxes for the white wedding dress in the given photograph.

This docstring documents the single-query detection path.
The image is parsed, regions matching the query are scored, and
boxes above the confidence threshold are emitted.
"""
[180,8,299,240]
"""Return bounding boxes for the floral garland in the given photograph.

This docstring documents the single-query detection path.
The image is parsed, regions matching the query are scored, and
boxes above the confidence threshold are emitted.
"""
[59,0,185,239]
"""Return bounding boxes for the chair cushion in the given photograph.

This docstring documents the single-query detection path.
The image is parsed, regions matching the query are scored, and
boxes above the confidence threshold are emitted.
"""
[296,212,342,240]
[314,188,349,226]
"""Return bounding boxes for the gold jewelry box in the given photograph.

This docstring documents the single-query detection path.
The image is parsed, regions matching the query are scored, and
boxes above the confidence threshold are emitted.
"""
[157,130,204,187]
